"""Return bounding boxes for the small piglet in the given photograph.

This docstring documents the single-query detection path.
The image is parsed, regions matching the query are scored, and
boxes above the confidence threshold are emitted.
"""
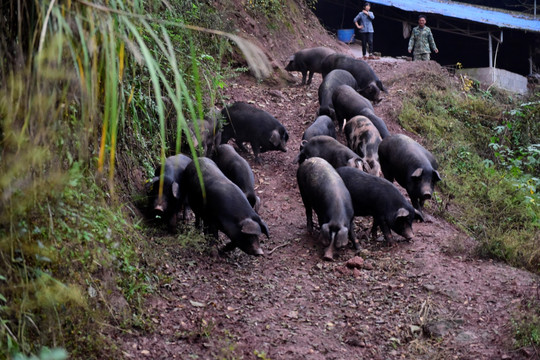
[182,157,269,256]
[378,134,441,215]
[297,157,357,260]
[221,102,289,164]
[337,166,424,245]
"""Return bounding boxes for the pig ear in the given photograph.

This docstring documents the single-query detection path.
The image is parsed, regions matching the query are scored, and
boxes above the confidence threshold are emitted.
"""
[414,209,425,222]
[240,218,262,236]
[377,79,387,92]
[396,208,410,219]
[411,168,423,179]
[362,159,372,173]
[172,182,180,199]
[258,219,270,238]
[348,158,361,169]
[269,129,281,147]
[433,170,442,182]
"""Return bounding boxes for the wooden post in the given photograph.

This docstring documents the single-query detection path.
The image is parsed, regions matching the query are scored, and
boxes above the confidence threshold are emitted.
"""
[488,32,493,68]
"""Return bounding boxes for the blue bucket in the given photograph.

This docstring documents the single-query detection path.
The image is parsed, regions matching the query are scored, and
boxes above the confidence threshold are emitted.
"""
[337,29,355,43]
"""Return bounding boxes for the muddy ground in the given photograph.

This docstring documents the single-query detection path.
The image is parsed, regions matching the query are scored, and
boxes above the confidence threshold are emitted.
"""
[115,57,539,359]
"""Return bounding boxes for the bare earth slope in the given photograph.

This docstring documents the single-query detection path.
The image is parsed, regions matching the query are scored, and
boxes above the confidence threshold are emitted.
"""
[116,59,538,359]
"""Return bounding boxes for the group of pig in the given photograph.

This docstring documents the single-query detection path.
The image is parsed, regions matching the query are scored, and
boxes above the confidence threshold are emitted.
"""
[287,47,441,260]
[146,101,289,256]
[145,46,441,260]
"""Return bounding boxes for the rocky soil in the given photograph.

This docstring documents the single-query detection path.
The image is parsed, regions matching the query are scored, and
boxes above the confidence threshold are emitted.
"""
[115,57,539,359]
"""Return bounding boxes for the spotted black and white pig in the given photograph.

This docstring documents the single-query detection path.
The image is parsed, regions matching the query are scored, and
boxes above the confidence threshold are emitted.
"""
[321,53,386,102]
[378,134,441,215]
[343,115,382,176]
[182,157,269,256]
[295,135,363,170]
[332,84,389,138]
[220,102,289,164]
[301,115,336,143]
[285,47,336,85]
[317,69,358,119]
[297,157,357,260]
[146,154,192,232]
[213,144,260,212]
[337,166,424,244]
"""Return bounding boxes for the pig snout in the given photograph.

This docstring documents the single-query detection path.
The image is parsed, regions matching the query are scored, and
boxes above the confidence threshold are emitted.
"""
[241,240,264,256]
[153,198,167,214]
[402,227,414,241]
[422,192,432,200]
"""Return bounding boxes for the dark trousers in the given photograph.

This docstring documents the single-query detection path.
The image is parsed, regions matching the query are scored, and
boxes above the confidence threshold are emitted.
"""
[360,32,373,56]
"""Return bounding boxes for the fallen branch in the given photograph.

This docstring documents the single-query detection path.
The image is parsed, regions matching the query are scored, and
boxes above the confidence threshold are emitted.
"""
[267,242,290,255]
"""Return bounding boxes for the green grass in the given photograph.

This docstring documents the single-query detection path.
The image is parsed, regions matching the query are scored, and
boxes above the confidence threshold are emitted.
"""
[397,71,540,354]
[0,0,275,358]
[398,75,539,272]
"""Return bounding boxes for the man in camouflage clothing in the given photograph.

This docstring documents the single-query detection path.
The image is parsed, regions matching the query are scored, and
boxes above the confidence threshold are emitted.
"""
[408,15,438,61]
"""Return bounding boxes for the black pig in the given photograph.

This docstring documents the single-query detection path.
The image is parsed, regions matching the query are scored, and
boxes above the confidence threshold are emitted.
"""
[296,135,364,170]
[221,102,289,164]
[182,113,222,157]
[301,115,336,143]
[378,134,441,215]
[332,84,389,138]
[321,53,386,102]
[213,144,261,212]
[337,166,424,244]
[182,157,269,256]
[343,115,382,176]
[318,69,358,119]
[147,154,192,231]
[285,47,336,85]
[297,157,357,260]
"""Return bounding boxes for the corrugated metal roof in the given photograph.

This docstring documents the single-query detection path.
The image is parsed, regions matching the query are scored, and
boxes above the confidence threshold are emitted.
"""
[369,0,540,32]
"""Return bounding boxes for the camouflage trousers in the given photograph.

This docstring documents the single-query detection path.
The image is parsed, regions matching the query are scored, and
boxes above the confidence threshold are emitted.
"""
[413,53,430,61]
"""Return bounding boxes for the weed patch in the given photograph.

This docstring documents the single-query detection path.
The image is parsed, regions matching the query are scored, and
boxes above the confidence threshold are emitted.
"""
[398,73,540,272]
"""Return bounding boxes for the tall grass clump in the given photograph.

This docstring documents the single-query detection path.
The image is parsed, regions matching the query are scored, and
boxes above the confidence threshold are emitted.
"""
[1,0,271,358]
[397,69,540,272]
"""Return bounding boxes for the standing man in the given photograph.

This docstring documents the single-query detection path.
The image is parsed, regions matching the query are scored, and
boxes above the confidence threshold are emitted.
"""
[408,14,439,61]
[354,2,375,59]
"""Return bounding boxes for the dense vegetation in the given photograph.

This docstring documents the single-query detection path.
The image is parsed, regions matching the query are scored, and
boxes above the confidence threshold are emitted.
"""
[0,0,257,358]
[1,0,538,358]
[396,71,539,271]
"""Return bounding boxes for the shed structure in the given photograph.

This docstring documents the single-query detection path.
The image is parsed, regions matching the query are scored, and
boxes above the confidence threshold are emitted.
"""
[315,0,540,75]
[368,0,540,73]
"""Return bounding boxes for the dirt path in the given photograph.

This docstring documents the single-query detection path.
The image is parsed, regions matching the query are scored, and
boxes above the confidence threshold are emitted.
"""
[117,60,538,359]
